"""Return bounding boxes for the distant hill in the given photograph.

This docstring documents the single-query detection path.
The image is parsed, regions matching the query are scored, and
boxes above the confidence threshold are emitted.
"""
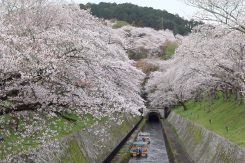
[80,2,202,35]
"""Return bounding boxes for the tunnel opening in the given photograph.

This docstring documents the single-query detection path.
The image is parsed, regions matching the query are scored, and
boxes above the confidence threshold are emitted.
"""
[148,112,160,123]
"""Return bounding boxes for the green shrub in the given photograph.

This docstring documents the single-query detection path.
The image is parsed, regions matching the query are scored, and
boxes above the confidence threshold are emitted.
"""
[162,41,178,60]
[127,48,148,61]
[112,21,129,29]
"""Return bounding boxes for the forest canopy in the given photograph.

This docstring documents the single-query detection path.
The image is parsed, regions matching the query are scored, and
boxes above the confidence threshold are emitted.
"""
[79,2,202,35]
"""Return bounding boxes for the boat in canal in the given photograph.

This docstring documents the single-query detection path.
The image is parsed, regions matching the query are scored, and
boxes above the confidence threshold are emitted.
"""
[129,141,148,157]
[137,132,151,144]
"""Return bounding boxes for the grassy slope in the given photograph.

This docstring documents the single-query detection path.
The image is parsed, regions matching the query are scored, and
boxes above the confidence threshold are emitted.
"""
[0,110,139,161]
[0,111,96,160]
[174,96,245,148]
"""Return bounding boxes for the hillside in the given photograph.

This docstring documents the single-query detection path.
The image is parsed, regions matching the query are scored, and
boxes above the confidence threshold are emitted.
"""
[110,25,178,59]
[80,2,202,35]
[174,95,245,148]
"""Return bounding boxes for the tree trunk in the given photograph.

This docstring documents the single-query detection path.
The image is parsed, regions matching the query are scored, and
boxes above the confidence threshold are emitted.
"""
[223,86,228,102]
[0,102,41,116]
[179,101,187,111]
[164,106,171,118]
[210,88,216,100]
[236,90,243,105]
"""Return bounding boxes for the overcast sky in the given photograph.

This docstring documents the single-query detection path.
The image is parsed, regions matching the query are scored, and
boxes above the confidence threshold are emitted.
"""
[75,0,199,19]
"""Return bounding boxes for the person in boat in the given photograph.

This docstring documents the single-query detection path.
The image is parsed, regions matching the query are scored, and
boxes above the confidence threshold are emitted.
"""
[138,147,142,156]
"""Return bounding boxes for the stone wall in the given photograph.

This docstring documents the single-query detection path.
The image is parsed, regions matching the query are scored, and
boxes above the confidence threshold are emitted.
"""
[167,112,245,163]
[3,114,140,163]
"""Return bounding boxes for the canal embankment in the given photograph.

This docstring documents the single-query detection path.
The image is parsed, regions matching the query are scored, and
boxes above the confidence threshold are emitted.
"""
[110,118,147,163]
[161,119,193,163]
[2,114,141,163]
[167,112,245,163]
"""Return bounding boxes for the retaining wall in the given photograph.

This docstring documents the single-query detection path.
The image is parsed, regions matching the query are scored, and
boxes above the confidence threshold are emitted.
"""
[167,112,245,163]
[3,114,140,163]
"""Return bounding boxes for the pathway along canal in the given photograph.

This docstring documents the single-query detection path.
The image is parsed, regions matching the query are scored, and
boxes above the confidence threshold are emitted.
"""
[129,113,169,163]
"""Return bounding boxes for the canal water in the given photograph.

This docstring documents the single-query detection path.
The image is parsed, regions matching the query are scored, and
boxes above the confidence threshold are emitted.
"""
[128,121,169,163]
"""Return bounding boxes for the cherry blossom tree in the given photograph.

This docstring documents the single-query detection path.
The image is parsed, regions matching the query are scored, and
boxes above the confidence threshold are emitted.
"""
[0,0,145,118]
[146,24,245,109]
[185,0,245,33]
[111,25,177,58]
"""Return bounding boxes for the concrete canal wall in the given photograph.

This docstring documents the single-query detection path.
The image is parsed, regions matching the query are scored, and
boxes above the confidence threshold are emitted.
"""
[167,112,245,163]
[4,114,140,163]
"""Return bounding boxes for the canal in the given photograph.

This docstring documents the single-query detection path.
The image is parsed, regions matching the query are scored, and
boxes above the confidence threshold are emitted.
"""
[109,112,169,163]
[128,113,169,163]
